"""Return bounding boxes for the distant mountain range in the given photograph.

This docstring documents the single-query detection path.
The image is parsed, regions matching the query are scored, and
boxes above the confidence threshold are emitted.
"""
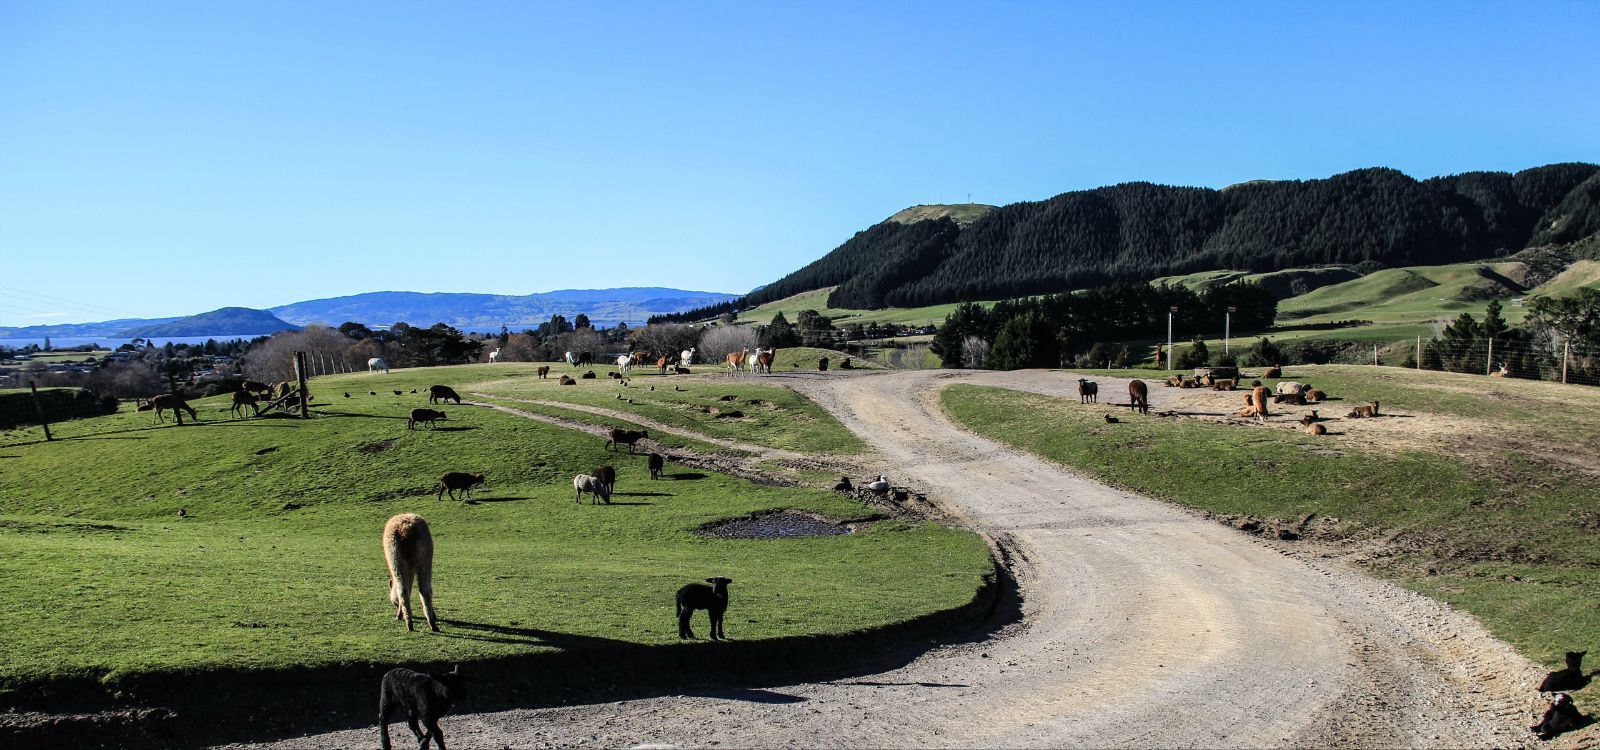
[0,288,738,340]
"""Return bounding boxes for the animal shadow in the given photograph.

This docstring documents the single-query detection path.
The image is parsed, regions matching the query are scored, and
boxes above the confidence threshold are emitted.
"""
[686,687,806,704]
[613,491,671,498]
[669,472,708,480]
[468,496,528,503]
[432,426,478,432]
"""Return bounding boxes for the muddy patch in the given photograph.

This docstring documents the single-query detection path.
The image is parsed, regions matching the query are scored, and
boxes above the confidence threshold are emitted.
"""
[697,509,856,539]
[356,439,395,454]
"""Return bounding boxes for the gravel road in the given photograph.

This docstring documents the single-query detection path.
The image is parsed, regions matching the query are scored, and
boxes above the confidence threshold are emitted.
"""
[233,369,1544,749]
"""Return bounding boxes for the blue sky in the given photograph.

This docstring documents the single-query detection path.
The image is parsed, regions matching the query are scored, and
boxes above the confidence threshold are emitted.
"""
[2,1,1598,326]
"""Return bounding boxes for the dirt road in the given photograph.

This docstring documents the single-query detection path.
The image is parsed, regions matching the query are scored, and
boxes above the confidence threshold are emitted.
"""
[238,370,1542,749]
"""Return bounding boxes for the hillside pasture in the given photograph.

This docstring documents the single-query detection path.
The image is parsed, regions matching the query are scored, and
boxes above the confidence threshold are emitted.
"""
[736,286,993,328]
[0,365,990,692]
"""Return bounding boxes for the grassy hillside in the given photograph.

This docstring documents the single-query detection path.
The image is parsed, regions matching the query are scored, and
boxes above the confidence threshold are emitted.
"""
[1528,259,1600,297]
[0,365,990,689]
[1275,261,1532,329]
[942,367,1600,711]
[886,203,996,226]
[737,287,989,328]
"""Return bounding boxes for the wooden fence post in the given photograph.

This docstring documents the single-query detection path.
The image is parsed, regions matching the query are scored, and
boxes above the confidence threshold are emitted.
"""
[1416,336,1421,369]
[1485,337,1494,376]
[1563,341,1570,384]
[1373,343,1378,366]
[28,380,52,441]
[294,351,310,418]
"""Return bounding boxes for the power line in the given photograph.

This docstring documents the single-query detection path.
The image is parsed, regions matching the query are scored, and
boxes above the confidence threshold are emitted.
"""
[0,286,136,317]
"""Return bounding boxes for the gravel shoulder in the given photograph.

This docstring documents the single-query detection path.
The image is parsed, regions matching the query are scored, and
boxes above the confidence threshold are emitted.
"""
[230,369,1547,749]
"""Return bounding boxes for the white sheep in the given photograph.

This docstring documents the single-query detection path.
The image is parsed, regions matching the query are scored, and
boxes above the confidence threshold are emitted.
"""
[1276,381,1309,396]
[573,474,607,504]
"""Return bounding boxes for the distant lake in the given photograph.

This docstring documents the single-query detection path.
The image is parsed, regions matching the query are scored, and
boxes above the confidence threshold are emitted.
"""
[0,335,256,350]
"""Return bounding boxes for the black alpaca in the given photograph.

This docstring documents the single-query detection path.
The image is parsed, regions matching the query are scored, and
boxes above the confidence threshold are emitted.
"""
[379,666,464,750]
[1539,651,1588,692]
[648,453,665,480]
[677,577,732,640]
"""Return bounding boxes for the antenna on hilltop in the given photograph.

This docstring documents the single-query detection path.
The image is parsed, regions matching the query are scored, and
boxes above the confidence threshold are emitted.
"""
[967,193,972,204]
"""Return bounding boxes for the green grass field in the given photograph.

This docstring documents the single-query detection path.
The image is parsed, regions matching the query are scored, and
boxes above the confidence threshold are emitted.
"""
[941,370,1600,707]
[0,365,990,690]
[737,287,991,328]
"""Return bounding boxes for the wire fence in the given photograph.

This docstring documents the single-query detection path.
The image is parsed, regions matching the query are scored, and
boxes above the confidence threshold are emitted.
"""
[1342,337,1600,387]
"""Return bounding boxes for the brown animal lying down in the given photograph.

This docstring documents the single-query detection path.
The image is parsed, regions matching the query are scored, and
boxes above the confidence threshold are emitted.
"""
[1346,401,1380,418]
[559,375,576,385]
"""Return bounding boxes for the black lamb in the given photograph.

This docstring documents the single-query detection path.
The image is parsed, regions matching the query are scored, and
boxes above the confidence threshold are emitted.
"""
[1538,651,1588,692]
[676,577,732,640]
[379,665,465,750]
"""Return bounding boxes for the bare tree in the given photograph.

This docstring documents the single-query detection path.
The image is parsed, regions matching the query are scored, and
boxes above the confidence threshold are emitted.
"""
[698,326,759,366]
[630,324,701,360]
[961,336,990,370]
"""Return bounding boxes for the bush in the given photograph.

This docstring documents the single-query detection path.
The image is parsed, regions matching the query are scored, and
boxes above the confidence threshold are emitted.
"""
[697,326,759,366]
[1174,337,1210,369]
[1237,337,1284,367]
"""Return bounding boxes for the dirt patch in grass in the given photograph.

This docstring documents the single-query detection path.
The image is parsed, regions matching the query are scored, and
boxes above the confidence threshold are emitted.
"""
[697,509,864,539]
[355,439,394,454]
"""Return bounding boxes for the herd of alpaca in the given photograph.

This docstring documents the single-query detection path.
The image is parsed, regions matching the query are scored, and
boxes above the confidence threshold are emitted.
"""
[1085,367,1394,439]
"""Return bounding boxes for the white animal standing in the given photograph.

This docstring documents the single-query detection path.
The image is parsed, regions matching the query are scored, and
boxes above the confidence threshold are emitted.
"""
[565,351,579,367]
[616,353,633,374]
[368,357,390,374]
[680,347,696,366]
[746,350,760,373]
[488,347,502,363]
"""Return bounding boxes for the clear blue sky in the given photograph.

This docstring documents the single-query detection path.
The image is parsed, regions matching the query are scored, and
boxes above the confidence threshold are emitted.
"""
[3,1,1598,326]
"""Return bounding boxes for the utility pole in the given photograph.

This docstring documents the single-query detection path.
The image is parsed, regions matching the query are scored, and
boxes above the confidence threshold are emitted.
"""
[1167,306,1177,372]
[27,382,52,441]
[1225,306,1235,353]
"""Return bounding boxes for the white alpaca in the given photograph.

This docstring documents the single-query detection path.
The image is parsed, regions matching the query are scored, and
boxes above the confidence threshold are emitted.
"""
[680,347,696,366]
[488,347,502,363]
[565,351,578,367]
[616,353,633,374]
[368,357,390,374]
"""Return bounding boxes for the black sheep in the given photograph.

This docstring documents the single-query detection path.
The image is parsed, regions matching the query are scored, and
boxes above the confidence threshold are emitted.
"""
[677,577,732,640]
[428,385,462,405]
[648,453,665,480]
[379,666,465,750]
[593,464,616,499]
[1531,692,1585,740]
[1539,651,1588,692]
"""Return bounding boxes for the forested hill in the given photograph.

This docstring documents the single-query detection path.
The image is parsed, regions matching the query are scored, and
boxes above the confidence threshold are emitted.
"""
[748,163,1600,310]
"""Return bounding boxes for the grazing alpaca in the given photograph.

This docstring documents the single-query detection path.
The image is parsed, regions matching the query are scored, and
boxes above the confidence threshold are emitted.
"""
[230,389,260,418]
[1539,651,1588,692]
[428,385,462,405]
[368,357,390,374]
[677,577,732,640]
[648,452,665,480]
[379,666,464,750]
[408,408,448,430]
[1127,379,1149,415]
[565,351,579,367]
[381,513,438,632]
[537,365,550,379]
[241,379,272,398]
[433,472,485,502]
[1077,378,1099,404]
[488,347,502,363]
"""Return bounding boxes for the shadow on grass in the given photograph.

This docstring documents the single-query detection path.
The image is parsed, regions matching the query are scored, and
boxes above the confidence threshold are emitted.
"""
[669,472,708,480]
[614,491,671,498]
[432,426,478,432]
[466,496,530,504]
[8,551,1019,750]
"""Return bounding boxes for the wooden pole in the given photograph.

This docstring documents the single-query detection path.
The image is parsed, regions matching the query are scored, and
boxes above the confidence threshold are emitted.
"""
[1563,341,1570,384]
[27,380,52,441]
[1416,336,1421,369]
[1486,337,1494,376]
[1373,343,1379,366]
[293,351,310,418]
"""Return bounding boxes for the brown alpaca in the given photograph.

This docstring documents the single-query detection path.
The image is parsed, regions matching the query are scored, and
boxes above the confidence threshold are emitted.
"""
[1212,379,1236,391]
[1307,423,1327,436]
[537,365,551,379]
[1274,392,1308,405]
[1346,401,1380,418]
[1164,375,1182,387]
[1299,410,1320,426]
[559,375,576,385]
[382,513,438,632]
[1263,366,1282,378]
[1306,389,1327,402]
[230,389,259,418]
[1250,386,1271,422]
